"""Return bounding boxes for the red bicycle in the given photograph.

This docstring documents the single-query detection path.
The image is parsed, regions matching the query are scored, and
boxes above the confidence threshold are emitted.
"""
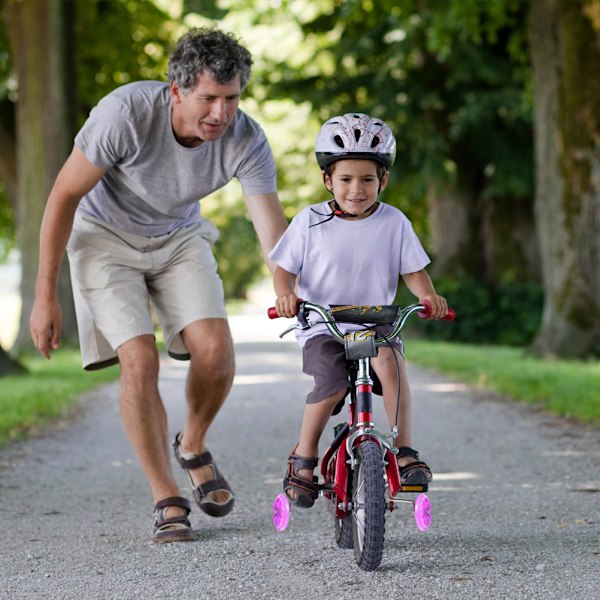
[268,300,455,571]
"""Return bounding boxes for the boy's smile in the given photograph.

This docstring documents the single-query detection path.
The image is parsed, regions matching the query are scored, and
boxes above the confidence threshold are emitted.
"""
[325,159,389,219]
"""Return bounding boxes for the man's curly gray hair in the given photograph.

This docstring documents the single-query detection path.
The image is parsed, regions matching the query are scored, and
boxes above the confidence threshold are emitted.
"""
[168,27,253,92]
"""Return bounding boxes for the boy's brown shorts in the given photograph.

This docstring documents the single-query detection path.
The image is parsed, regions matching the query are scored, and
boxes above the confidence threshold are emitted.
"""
[302,326,404,407]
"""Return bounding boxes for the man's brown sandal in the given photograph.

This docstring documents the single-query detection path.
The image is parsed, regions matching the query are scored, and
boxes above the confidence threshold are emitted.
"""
[152,496,196,543]
[283,446,319,509]
[173,432,235,517]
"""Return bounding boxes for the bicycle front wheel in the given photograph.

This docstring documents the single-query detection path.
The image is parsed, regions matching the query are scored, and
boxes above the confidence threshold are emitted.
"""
[351,439,386,570]
[335,513,354,549]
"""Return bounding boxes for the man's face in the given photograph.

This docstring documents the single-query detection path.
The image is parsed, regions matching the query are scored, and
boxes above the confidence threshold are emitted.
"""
[170,71,241,146]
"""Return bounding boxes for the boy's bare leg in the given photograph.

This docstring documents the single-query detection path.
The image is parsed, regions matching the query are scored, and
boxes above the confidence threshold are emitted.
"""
[371,347,415,468]
[294,389,347,482]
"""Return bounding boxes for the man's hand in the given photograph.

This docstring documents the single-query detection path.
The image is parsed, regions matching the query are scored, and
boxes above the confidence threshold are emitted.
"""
[30,298,62,359]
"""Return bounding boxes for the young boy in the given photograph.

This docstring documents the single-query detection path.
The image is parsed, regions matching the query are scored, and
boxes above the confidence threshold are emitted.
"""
[270,113,449,508]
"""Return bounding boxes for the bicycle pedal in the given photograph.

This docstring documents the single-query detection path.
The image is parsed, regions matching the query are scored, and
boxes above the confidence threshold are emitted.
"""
[399,484,428,493]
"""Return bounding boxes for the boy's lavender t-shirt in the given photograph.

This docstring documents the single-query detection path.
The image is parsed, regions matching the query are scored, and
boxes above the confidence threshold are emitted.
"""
[74,81,277,237]
[268,201,431,346]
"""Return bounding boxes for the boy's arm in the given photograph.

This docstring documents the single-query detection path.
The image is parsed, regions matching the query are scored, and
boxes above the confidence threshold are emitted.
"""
[402,269,449,319]
[273,266,299,317]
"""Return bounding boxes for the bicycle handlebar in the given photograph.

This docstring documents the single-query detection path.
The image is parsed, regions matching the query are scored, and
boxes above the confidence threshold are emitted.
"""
[267,300,455,344]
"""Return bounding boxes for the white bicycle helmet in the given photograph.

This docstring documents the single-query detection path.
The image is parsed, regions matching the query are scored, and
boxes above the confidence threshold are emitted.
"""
[315,113,396,169]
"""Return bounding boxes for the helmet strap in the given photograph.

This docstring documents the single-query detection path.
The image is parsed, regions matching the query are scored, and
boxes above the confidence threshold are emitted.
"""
[332,200,378,218]
[332,200,358,218]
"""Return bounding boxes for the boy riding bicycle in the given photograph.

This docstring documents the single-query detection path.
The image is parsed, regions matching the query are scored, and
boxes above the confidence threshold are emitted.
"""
[270,113,449,508]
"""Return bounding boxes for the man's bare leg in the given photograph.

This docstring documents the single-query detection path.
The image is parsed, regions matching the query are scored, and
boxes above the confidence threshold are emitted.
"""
[176,318,235,503]
[117,334,181,502]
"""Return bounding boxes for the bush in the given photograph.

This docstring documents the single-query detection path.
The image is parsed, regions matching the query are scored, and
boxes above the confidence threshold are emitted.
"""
[211,214,266,300]
[396,275,544,346]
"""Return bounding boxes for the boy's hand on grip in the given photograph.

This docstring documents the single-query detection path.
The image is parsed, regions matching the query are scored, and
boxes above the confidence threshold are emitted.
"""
[273,293,300,318]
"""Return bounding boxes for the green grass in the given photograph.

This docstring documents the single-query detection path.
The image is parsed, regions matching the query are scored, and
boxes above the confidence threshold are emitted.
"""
[0,349,119,447]
[407,340,600,425]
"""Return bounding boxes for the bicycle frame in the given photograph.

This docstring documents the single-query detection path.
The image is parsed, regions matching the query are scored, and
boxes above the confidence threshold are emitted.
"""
[320,353,403,519]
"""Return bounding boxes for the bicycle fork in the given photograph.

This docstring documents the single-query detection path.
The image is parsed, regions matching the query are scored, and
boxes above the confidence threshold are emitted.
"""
[326,357,402,513]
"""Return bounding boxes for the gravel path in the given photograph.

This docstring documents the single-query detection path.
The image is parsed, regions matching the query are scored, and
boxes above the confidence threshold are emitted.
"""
[1,314,599,599]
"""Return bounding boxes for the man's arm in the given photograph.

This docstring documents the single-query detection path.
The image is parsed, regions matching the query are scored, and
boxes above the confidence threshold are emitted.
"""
[243,192,288,273]
[30,146,107,358]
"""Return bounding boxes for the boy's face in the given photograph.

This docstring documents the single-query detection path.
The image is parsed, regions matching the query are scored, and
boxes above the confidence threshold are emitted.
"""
[324,159,389,219]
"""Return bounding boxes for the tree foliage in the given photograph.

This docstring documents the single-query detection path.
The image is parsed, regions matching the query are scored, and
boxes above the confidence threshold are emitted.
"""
[74,0,176,124]
[256,0,532,212]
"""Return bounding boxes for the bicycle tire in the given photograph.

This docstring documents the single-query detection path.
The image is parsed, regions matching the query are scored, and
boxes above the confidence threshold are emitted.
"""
[335,514,354,549]
[351,439,386,571]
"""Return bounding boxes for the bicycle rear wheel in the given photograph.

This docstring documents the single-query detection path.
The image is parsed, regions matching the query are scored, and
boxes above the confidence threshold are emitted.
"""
[351,439,386,570]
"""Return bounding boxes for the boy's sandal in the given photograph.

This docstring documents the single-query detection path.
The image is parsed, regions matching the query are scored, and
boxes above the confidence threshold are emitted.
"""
[173,432,235,517]
[283,446,319,509]
[152,496,196,543]
[396,446,433,486]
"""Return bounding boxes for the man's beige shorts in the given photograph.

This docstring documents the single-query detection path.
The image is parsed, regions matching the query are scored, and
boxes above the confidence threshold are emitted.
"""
[67,214,227,370]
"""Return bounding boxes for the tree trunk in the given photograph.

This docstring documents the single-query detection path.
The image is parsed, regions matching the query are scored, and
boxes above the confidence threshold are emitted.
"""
[0,119,17,210]
[0,343,24,376]
[529,0,600,357]
[428,183,540,284]
[4,0,78,353]
[427,183,481,279]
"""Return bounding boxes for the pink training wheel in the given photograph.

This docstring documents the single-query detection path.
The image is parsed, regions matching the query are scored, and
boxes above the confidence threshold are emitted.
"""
[273,493,291,532]
[414,493,431,532]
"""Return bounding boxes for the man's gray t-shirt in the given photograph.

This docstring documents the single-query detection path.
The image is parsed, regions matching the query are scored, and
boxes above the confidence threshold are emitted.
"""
[75,81,277,237]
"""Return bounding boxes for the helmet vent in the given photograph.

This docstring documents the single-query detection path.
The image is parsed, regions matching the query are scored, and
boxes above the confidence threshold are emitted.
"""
[354,128,361,142]
[333,135,344,148]
[371,136,380,148]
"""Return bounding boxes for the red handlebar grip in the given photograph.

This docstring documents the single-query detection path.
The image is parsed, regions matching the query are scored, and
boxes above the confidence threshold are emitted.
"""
[418,299,432,319]
[419,299,456,321]
[268,299,303,319]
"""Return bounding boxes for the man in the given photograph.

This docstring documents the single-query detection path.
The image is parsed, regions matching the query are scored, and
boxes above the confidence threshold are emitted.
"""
[29,27,287,543]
